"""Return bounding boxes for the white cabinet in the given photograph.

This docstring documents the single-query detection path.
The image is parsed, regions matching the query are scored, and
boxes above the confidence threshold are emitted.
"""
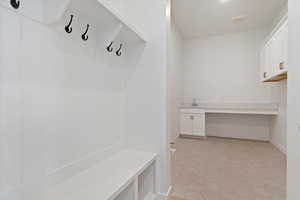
[273,20,288,73]
[180,109,205,137]
[180,113,194,135]
[261,17,288,82]
[261,40,273,80]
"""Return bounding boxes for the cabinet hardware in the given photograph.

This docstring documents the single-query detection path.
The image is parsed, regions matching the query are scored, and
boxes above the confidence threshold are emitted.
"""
[10,0,20,9]
[65,15,74,34]
[106,41,114,52]
[190,116,194,120]
[82,24,90,41]
[279,62,285,70]
[116,44,123,56]
[263,72,267,78]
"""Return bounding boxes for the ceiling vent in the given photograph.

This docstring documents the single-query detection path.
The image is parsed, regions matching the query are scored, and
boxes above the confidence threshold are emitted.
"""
[232,15,248,24]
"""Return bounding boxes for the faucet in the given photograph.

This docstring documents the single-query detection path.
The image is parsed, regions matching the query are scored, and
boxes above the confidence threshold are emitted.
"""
[192,98,198,107]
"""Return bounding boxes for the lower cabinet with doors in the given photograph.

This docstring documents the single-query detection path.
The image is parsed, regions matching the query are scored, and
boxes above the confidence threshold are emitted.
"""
[180,109,206,137]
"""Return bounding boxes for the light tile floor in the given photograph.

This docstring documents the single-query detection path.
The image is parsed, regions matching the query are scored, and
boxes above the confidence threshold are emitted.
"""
[171,137,286,200]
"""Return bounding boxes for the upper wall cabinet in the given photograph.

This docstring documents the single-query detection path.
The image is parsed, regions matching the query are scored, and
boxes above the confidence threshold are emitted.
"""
[0,0,146,44]
[260,16,288,82]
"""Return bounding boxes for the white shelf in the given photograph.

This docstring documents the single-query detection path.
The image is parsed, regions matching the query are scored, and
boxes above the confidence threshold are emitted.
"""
[45,150,156,200]
[59,0,146,44]
[96,0,146,43]
[0,0,146,44]
[262,70,287,82]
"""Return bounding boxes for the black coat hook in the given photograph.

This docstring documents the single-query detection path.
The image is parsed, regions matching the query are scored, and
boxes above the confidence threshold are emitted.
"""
[10,0,20,9]
[82,24,90,41]
[65,15,74,34]
[116,44,123,56]
[106,42,114,52]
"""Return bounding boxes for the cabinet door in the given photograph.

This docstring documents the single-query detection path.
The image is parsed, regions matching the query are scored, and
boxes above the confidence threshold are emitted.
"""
[273,22,288,73]
[281,21,288,71]
[265,41,273,79]
[272,29,282,74]
[193,114,205,137]
[180,114,194,135]
[270,37,279,76]
[260,19,288,81]
[260,45,268,80]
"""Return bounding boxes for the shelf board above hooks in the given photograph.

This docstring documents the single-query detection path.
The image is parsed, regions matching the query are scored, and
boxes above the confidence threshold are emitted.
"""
[0,0,146,44]
[95,0,147,43]
[65,0,147,44]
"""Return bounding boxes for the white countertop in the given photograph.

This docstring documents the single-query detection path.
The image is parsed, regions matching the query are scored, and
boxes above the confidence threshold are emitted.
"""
[180,103,279,115]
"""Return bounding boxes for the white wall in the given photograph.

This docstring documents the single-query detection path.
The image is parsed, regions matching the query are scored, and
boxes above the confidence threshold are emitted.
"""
[0,0,169,199]
[1,5,125,199]
[0,9,23,200]
[118,0,171,196]
[167,19,183,143]
[288,0,300,199]
[183,29,273,141]
[183,29,270,104]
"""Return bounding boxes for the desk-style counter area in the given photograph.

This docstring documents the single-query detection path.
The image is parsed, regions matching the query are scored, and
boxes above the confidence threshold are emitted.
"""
[180,103,279,115]
[179,103,279,138]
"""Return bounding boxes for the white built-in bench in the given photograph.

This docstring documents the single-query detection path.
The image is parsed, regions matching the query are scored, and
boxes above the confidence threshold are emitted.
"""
[45,150,157,200]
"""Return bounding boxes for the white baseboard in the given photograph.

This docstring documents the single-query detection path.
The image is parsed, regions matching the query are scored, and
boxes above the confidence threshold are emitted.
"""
[271,140,286,154]
[156,186,172,200]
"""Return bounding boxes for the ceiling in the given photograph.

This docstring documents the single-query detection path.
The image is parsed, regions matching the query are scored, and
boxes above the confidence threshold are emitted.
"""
[172,0,287,39]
